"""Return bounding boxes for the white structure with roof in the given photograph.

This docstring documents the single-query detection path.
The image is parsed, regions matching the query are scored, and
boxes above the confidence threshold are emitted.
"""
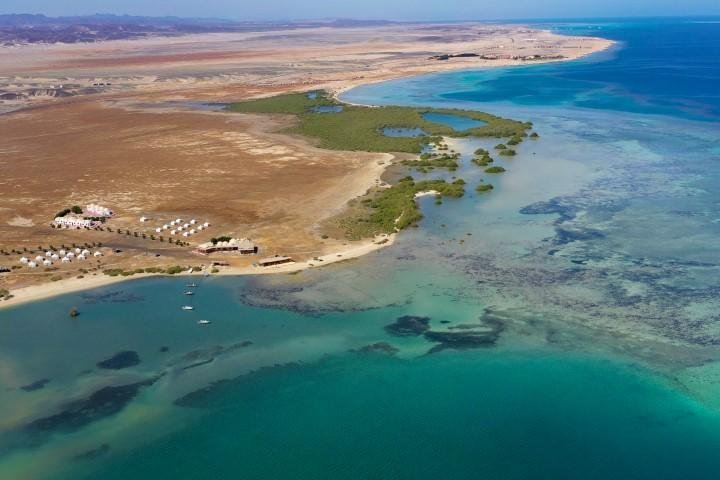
[93,251,103,257]
[19,257,28,264]
[85,203,113,218]
[54,216,97,229]
[196,238,257,255]
[27,261,37,268]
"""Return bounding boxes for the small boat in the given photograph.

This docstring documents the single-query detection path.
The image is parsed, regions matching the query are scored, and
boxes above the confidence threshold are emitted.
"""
[197,319,211,325]
[186,282,198,288]
[181,305,194,311]
[184,291,195,296]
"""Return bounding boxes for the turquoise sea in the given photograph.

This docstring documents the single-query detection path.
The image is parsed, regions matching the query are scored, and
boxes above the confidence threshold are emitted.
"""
[2,18,720,479]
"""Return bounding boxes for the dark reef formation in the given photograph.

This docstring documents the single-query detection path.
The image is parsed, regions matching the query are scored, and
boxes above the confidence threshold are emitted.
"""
[73,443,110,461]
[81,290,145,304]
[353,342,400,356]
[96,351,141,370]
[24,378,158,435]
[385,315,431,336]
[20,378,50,392]
[423,308,506,354]
[174,362,301,408]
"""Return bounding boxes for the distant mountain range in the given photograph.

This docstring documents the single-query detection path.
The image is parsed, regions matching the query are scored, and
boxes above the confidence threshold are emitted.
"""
[0,14,397,44]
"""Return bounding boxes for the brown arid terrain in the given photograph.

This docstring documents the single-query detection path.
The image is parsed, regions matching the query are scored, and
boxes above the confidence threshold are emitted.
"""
[0,23,612,305]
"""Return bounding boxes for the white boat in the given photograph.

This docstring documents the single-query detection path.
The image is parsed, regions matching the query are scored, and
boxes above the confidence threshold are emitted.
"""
[186,282,198,288]
[184,291,195,296]
[181,305,194,311]
[197,319,211,325]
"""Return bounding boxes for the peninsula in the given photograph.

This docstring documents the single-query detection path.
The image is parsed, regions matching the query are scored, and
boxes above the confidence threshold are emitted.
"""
[0,21,612,306]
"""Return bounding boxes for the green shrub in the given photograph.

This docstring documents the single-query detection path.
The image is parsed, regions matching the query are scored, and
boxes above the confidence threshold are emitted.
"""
[484,166,506,173]
[476,183,494,192]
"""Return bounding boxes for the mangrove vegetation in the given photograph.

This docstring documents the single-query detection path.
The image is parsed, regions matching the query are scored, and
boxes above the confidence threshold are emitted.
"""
[227,91,532,154]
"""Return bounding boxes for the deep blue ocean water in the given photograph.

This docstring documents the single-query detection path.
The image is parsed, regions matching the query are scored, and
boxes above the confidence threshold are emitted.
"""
[2,17,720,479]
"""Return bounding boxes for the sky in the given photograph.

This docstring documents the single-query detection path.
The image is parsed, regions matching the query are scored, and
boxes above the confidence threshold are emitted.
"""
[1,0,719,21]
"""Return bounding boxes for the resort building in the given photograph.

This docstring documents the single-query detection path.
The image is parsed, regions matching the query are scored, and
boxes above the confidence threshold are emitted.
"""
[54,216,98,229]
[85,203,113,217]
[258,255,294,267]
[196,238,258,255]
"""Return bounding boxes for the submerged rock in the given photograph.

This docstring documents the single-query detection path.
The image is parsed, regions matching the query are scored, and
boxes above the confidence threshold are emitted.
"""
[20,378,50,392]
[174,362,301,409]
[73,443,110,461]
[25,378,157,434]
[354,342,399,356]
[424,331,500,354]
[385,315,431,336]
[96,351,140,370]
[424,307,506,354]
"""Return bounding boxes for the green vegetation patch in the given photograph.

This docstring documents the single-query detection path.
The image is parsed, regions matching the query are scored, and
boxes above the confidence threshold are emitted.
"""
[402,152,460,170]
[499,149,517,157]
[336,177,465,239]
[476,183,494,193]
[484,166,506,173]
[472,148,494,167]
[227,91,531,154]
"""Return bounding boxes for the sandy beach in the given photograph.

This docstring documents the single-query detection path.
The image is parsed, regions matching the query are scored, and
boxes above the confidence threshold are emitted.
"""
[0,233,395,309]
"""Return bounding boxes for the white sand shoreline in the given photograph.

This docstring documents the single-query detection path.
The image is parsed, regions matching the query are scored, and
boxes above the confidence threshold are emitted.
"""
[0,234,395,309]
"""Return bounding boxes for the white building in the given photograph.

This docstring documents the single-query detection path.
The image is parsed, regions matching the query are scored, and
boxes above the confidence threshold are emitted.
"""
[54,216,98,229]
[51,254,60,260]
[196,238,257,255]
[35,256,44,262]
[93,251,103,257]
[27,261,37,268]
[19,257,28,264]
[61,257,71,263]
[85,203,113,218]
[43,259,52,266]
